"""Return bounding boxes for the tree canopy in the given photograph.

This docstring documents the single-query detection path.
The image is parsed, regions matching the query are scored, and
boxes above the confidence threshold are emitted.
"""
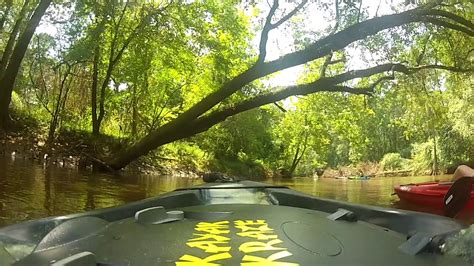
[0,0,472,176]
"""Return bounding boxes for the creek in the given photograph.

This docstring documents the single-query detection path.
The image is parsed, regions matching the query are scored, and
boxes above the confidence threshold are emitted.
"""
[0,156,471,227]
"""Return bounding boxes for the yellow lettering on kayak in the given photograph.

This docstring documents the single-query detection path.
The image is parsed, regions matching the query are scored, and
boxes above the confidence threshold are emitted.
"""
[190,233,230,242]
[176,252,232,266]
[235,220,299,266]
[196,227,230,235]
[241,251,298,266]
[187,241,231,253]
[236,223,273,233]
[196,221,229,228]
[234,220,267,231]
[177,220,232,265]
[177,219,298,265]
[195,221,230,235]
[239,239,286,253]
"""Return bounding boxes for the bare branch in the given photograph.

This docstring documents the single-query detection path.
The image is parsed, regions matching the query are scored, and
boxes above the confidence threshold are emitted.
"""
[357,0,363,23]
[110,0,130,60]
[426,9,474,30]
[410,64,472,73]
[375,0,382,17]
[358,75,395,93]
[257,0,279,64]
[327,63,406,84]
[422,17,474,36]
[273,102,287,112]
[320,0,342,78]
[272,0,308,29]
[327,63,471,84]
[330,58,345,65]
[467,48,474,57]
[320,53,333,78]
[321,54,345,78]
[257,0,308,64]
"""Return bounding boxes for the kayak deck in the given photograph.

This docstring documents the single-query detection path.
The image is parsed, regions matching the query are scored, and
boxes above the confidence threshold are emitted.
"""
[0,181,469,265]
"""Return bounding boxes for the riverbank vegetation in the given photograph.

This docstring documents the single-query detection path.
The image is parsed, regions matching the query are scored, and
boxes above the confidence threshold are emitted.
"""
[0,0,472,178]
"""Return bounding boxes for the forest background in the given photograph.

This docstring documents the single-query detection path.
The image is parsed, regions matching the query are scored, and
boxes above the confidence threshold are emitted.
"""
[0,0,472,178]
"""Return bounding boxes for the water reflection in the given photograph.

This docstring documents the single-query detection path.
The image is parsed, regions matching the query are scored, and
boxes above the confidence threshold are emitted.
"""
[0,156,472,227]
[0,157,200,227]
[269,175,453,207]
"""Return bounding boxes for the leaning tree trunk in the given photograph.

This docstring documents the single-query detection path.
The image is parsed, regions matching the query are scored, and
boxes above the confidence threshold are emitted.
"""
[0,0,31,79]
[107,4,474,170]
[0,0,51,130]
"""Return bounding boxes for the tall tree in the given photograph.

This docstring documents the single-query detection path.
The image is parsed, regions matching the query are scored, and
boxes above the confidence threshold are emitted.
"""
[88,1,170,135]
[0,0,51,130]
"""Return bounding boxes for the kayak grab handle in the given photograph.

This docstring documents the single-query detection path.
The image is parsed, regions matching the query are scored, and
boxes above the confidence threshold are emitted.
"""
[327,208,358,222]
[398,230,459,256]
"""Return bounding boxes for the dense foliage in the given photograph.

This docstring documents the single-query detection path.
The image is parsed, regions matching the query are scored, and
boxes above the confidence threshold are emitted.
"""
[0,0,472,177]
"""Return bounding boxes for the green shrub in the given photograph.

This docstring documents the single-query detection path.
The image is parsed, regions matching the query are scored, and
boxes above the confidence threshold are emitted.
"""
[11,91,24,111]
[161,141,208,171]
[410,141,433,175]
[208,156,269,179]
[380,153,410,171]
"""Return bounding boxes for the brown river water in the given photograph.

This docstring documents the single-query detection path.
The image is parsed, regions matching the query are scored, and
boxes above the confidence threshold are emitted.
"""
[0,156,472,227]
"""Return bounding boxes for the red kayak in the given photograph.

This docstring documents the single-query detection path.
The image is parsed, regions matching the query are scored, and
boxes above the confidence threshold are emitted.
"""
[394,181,474,211]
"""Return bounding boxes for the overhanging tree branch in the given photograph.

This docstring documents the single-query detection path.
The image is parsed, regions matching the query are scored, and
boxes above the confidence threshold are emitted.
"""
[180,63,469,140]
[157,77,401,143]
[158,62,470,142]
[108,3,474,170]
[171,5,472,129]
[184,84,373,138]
